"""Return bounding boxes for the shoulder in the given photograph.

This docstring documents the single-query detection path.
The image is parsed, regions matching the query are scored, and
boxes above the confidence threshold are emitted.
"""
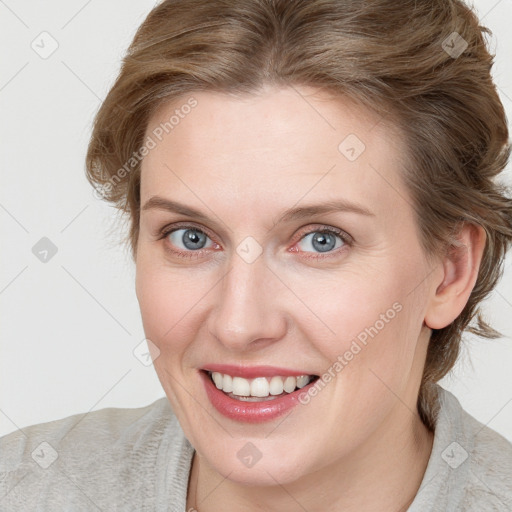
[0,397,192,510]
[410,385,512,511]
[452,391,512,511]
[0,397,173,473]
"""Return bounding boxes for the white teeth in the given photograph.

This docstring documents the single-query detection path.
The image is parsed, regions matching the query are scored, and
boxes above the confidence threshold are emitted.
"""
[209,372,314,398]
[223,374,233,393]
[296,375,310,389]
[232,376,251,396]
[269,376,284,395]
[283,376,296,393]
[250,377,269,397]
[212,372,223,389]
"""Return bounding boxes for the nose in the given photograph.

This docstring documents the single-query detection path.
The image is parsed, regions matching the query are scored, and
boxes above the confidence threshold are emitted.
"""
[207,251,288,352]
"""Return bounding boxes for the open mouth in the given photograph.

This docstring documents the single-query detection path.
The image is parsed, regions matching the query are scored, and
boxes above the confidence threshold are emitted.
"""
[204,370,320,402]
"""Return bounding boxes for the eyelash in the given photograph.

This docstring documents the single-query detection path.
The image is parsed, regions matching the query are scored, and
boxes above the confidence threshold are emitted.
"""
[157,222,353,261]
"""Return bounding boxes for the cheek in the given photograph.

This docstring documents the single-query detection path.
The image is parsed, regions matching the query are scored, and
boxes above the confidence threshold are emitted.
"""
[135,257,214,420]
[293,260,425,381]
[289,278,425,442]
[135,257,212,353]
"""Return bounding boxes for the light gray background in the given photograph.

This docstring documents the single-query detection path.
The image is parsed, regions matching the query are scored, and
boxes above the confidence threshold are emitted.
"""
[1,0,511,442]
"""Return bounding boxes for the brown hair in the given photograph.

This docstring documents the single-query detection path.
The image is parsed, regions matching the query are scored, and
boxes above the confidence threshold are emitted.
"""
[85,0,512,430]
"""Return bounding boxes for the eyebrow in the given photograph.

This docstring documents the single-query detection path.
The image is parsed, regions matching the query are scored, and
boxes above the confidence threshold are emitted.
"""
[141,195,375,224]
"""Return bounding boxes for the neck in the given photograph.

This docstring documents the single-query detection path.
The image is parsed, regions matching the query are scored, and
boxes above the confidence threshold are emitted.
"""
[186,407,434,512]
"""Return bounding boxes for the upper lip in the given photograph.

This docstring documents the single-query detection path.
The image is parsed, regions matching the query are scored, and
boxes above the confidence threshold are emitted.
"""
[202,364,317,379]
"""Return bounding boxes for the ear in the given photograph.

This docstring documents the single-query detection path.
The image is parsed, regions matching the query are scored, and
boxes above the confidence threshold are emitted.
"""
[424,223,486,330]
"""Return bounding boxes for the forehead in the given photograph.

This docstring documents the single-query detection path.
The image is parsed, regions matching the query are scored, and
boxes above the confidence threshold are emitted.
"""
[140,86,409,223]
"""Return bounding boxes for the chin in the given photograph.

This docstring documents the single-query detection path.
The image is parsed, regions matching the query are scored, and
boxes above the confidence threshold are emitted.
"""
[198,436,317,487]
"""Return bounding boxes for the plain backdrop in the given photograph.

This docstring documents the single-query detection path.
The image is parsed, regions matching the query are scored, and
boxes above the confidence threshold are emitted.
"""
[1,0,511,442]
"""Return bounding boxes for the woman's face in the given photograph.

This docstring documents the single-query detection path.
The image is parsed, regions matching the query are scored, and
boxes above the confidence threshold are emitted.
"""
[135,85,437,485]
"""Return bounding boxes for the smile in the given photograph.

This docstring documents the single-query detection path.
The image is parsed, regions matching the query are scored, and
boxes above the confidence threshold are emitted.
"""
[200,367,320,423]
[208,371,315,401]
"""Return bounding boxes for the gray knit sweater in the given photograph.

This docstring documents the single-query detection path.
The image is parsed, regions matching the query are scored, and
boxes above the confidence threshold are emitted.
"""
[1,385,511,511]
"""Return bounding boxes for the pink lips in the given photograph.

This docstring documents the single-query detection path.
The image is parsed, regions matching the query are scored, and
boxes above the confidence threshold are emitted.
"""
[200,365,318,423]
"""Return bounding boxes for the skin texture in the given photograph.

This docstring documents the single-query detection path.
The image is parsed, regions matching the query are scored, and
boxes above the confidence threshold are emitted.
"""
[135,85,485,511]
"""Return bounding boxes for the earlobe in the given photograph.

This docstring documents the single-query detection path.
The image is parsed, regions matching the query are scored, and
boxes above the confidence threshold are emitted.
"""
[424,224,486,330]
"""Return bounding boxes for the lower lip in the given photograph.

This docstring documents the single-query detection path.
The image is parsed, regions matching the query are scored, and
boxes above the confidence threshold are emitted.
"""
[200,371,317,423]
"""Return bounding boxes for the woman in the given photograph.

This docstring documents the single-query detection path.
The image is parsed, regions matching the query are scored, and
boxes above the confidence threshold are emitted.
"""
[1,0,511,510]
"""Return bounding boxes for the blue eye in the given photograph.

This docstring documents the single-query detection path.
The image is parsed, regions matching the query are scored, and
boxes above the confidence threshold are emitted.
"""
[160,224,351,261]
[297,229,346,254]
[167,227,215,251]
